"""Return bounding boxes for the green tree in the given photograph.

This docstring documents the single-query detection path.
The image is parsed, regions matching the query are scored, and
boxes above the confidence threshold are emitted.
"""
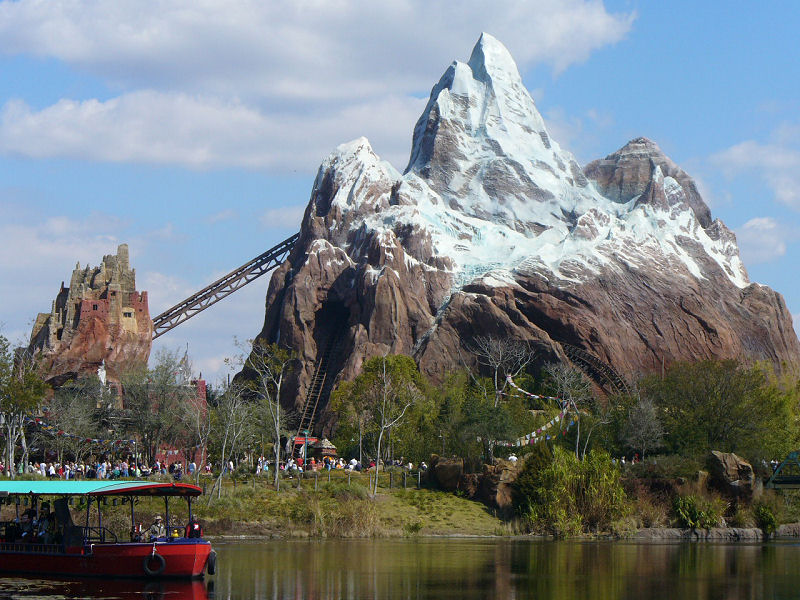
[641,359,799,459]
[331,378,374,464]
[121,349,197,463]
[236,340,295,490]
[0,336,48,477]
[40,376,104,465]
[334,355,423,495]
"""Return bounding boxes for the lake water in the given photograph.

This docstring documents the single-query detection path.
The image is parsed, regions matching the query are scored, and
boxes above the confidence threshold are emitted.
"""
[1,538,800,599]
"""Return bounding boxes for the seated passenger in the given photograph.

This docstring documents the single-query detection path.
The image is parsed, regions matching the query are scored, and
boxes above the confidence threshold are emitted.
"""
[148,515,166,540]
[36,507,55,544]
[18,510,35,541]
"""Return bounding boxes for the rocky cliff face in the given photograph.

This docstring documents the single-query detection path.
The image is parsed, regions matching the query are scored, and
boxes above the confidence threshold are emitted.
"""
[254,34,800,428]
[28,244,152,386]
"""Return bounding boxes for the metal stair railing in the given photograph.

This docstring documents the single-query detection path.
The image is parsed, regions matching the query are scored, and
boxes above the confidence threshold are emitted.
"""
[295,324,347,445]
[151,233,299,339]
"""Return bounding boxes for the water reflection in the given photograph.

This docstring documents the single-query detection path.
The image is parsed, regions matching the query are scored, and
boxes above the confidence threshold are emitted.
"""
[1,540,799,599]
[211,539,800,600]
[0,577,209,599]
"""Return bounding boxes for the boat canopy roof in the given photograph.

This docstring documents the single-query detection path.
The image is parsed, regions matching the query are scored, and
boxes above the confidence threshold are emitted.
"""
[0,480,203,497]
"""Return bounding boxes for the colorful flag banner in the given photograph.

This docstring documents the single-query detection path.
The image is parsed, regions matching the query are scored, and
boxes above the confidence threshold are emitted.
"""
[25,416,135,448]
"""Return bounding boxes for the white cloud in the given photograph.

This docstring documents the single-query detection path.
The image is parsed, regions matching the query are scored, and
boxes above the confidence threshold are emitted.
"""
[205,209,237,224]
[712,134,800,210]
[138,271,197,316]
[735,217,795,265]
[543,106,616,163]
[0,91,425,172]
[0,1,634,101]
[0,1,633,172]
[260,205,306,230]
[0,212,123,271]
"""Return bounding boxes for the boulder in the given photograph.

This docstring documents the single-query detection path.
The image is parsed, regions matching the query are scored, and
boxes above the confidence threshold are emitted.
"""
[706,451,762,501]
[429,455,464,492]
[477,460,520,510]
[458,473,480,498]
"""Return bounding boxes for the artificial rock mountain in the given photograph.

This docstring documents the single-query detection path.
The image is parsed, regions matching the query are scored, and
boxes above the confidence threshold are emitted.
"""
[28,244,152,386]
[253,34,800,426]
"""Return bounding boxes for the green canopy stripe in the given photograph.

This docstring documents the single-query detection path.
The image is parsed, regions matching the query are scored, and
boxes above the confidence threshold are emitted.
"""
[0,480,202,497]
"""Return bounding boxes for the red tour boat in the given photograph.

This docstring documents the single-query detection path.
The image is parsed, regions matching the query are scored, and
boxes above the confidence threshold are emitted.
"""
[0,480,216,579]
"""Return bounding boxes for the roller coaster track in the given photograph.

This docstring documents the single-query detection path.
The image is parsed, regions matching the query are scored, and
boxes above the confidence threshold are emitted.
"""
[559,342,631,396]
[151,233,299,340]
[295,320,348,444]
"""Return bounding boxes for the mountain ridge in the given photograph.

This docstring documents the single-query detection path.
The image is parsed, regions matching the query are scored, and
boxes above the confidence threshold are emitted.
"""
[252,33,799,431]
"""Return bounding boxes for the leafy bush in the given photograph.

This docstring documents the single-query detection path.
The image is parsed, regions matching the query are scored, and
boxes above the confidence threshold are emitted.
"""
[633,496,668,528]
[672,495,726,530]
[728,504,754,528]
[754,502,778,537]
[403,520,423,536]
[322,481,369,501]
[513,446,629,536]
[623,455,702,480]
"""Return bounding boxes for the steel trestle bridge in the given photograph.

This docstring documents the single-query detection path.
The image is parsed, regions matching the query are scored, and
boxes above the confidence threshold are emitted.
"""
[151,233,299,340]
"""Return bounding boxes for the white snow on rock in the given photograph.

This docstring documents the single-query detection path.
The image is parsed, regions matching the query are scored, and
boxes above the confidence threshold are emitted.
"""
[308,33,749,293]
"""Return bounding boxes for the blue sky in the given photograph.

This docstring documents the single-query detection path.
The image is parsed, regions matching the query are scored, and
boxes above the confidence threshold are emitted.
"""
[1,1,798,383]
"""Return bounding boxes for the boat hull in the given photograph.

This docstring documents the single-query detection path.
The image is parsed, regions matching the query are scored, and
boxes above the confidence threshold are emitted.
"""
[0,540,211,579]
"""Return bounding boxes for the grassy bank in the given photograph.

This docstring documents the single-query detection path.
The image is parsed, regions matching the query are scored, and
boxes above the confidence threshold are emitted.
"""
[0,471,504,539]
[194,472,503,537]
[5,465,800,540]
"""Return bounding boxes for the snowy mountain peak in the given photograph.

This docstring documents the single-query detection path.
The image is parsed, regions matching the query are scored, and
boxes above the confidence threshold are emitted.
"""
[405,34,585,230]
[252,35,799,423]
[324,35,748,296]
[585,136,713,228]
[466,32,523,87]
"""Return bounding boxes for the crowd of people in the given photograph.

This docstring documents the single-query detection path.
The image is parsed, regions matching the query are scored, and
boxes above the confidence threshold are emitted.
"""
[1,452,433,482]
[256,455,429,475]
[0,458,214,480]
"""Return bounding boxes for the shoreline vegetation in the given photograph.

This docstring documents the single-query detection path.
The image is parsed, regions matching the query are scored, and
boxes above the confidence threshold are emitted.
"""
[5,466,794,542]
[2,461,799,542]
[195,467,800,541]
[5,333,800,543]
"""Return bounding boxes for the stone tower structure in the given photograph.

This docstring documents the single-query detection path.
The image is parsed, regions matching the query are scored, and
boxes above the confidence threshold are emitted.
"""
[28,244,153,386]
